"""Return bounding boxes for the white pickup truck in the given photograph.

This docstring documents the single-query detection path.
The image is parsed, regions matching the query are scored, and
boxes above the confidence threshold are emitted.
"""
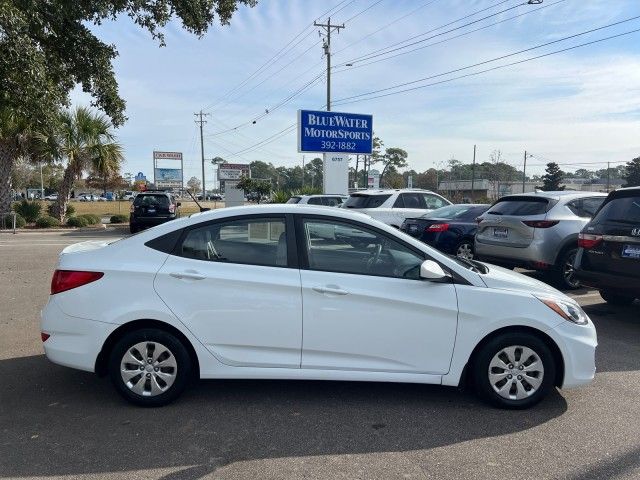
[342,189,451,227]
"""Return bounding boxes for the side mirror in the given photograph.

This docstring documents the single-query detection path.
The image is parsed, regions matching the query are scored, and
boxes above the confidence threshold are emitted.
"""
[420,260,447,281]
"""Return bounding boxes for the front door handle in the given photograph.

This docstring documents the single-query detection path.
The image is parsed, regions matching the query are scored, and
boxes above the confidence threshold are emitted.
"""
[312,285,348,295]
[170,271,206,280]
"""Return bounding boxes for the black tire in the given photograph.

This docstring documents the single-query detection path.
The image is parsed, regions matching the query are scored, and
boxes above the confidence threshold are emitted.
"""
[552,247,580,290]
[129,223,138,234]
[108,328,192,407]
[473,332,556,409]
[600,290,635,306]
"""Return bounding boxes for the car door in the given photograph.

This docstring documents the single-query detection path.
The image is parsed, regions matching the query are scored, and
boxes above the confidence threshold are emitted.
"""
[154,214,303,368]
[297,215,459,374]
[391,193,426,225]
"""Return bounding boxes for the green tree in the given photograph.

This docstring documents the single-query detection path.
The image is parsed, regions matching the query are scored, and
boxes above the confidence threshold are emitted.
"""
[36,107,124,220]
[623,156,640,187]
[541,162,565,191]
[1,0,254,213]
[379,147,408,186]
[236,177,271,203]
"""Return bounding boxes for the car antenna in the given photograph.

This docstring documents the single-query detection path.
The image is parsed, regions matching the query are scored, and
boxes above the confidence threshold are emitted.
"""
[186,189,210,212]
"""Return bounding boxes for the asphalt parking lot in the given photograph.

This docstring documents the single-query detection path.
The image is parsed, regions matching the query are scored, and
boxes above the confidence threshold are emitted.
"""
[1,230,639,480]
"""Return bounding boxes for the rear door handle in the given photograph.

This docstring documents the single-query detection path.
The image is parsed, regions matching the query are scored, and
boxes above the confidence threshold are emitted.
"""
[170,271,206,280]
[312,286,349,295]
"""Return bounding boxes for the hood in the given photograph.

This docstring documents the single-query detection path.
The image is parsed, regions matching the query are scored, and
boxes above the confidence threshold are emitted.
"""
[477,263,573,302]
[61,240,112,255]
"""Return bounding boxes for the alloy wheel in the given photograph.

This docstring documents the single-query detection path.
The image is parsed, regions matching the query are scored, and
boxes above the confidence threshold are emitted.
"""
[563,250,580,288]
[488,345,544,401]
[120,341,177,397]
[456,242,474,260]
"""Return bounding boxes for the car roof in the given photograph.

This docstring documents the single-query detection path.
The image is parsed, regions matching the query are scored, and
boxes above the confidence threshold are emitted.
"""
[500,190,608,201]
[350,188,437,196]
[301,194,347,198]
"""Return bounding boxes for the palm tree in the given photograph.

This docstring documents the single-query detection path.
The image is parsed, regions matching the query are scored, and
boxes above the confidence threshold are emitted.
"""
[37,107,124,220]
[0,108,37,213]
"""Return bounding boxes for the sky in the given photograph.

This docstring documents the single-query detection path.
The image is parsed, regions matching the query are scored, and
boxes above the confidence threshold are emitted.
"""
[75,0,640,188]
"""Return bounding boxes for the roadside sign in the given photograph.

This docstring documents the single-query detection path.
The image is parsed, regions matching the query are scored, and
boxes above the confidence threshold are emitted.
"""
[298,110,373,154]
[153,151,183,190]
[218,169,243,181]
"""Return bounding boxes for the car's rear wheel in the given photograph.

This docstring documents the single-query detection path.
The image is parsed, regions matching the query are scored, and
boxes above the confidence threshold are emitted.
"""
[108,328,192,407]
[455,240,474,260]
[600,290,635,306]
[552,248,580,290]
[473,332,556,409]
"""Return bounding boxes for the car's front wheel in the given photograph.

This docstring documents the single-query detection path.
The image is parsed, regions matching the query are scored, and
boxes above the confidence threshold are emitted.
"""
[108,328,192,407]
[473,332,556,409]
[455,240,475,260]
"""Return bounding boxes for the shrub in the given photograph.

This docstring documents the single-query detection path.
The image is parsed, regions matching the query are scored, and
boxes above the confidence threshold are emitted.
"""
[109,214,128,224]
[66,216,89,228]
[1,213,26,229]
[14,200,41,222]
[47,202,75,217]
[35,216,61,228]
[270,190,292,203]
[78,213,101,225]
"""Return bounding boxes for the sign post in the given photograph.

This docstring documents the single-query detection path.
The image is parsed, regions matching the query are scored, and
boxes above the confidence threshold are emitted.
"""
[298,109,373,195]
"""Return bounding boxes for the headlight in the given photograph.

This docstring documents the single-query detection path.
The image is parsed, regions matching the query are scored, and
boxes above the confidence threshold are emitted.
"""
[535,296,589,325]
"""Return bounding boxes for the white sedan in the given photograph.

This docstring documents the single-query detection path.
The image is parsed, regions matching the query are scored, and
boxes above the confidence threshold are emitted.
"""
[41,205,597,408]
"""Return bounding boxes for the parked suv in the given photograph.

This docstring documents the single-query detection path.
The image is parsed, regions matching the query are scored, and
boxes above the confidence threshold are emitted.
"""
[574,186,640,305]
[287,194,347,206]
[129,191,180,233]
[342,189,451,227]
[475,191,606,289]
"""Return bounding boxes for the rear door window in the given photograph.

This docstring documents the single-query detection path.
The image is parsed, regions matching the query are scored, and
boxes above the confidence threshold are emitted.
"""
[307,197,324,205]
[567,197,605,218]
[487,198,549,216]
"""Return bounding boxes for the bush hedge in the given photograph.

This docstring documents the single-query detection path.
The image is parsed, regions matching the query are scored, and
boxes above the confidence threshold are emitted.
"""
[78,213,101,225]
[109,214,128,224]
[66,216,89,228]
[1,213,26,229]
[14,200,41,222]
[35,216,62,228]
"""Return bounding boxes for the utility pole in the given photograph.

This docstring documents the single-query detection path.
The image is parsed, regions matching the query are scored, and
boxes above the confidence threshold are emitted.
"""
[607,161,611,192]
[194,110,209,199]
[523,150,527,194]
[471,145,476,203]
[302,155,305,187]
[314,17,345,111]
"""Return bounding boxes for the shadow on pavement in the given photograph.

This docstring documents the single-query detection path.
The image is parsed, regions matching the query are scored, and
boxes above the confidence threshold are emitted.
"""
[0,355,567,478]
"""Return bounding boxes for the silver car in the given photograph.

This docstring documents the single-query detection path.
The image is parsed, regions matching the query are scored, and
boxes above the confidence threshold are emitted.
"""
[475,191,606,289]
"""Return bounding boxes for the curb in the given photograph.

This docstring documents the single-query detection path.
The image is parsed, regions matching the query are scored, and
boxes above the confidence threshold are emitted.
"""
[3,225,129,233]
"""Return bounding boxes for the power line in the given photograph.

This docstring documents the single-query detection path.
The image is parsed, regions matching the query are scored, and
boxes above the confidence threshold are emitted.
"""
[333,0,565,73]
[333,19,640,105]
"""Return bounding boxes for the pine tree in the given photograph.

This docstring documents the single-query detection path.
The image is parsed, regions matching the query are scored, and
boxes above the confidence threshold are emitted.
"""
[623,157,640,187]
[541,162,565,191]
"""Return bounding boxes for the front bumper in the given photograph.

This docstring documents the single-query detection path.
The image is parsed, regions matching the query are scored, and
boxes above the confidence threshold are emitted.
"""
[548,319,597,389]
[41,299,115,372]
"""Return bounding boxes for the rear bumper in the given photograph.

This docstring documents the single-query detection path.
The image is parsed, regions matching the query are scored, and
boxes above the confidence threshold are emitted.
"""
[130,215,176,226]
[41,299,114,372]
[475,239,556,269]
[548,319,597,389]
[575,267,640,296]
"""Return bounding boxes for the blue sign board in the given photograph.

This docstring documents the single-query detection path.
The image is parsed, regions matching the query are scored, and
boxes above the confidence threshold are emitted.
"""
[298,110,373,154]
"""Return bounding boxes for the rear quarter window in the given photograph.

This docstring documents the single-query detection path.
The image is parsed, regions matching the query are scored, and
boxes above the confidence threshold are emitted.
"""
[590,195,640,225]
[344,194,392,209]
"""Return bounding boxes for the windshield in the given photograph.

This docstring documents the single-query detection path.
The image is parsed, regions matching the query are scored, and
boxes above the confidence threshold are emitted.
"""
[421,204,486,220]
[343,194,391,209]
[286,197,301,204]
[590,195,640,225]
[134,194,170,207]
[487,197,549,216]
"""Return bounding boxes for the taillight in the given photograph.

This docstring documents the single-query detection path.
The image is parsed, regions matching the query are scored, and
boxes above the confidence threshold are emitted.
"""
[169,204,175,214]
[578,233,603,250]
[130,203,135,213]
[51,270,104,295]
[427,223,449,232]
[522,220,559,228]
[41,332,50,342]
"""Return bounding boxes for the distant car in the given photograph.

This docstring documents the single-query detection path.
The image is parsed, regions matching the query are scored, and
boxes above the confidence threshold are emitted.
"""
[400,204,490,260]
[129,191,181,233]
[123,191,137,201]
[475,191,607,289]
[287,194,348,207]
[44,194,58,201]
[78,193,98,202]
[574,186,640,305]
[342,189,451,228]
[196,193,223,201]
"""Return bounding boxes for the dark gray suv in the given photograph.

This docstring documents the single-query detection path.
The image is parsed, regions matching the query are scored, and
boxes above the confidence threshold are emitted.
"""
[475,191,606,289]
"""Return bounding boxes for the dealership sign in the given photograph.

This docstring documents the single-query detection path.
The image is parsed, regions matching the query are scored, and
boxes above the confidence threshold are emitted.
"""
[298,110,373,154]
[153,151,183,189]
[218,163,250,181]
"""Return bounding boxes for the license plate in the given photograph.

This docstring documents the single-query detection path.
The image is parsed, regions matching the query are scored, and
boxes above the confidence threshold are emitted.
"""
[493,227,508,238]
[621,244,640,259]
[148,208,156,214]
